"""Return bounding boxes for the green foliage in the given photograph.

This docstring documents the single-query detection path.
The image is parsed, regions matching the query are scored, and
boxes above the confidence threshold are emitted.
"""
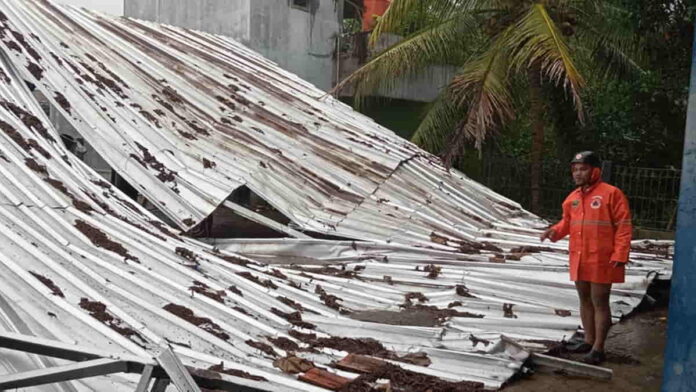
[335,0,646,166]
[547,0,693,167]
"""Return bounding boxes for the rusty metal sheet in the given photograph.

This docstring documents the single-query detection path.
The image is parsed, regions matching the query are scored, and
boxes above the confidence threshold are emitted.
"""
[0,0,542,249]
[0,2,673,392]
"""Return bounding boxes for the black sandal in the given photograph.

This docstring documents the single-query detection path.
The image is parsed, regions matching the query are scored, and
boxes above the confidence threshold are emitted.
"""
[566,341,593,353]
[581,350,606,365]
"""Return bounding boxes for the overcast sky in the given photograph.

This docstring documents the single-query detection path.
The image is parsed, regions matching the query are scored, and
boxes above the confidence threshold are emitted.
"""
[56,0,124,16]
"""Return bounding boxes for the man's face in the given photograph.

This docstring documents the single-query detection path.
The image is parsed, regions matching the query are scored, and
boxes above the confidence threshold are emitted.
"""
[571,163,592,186]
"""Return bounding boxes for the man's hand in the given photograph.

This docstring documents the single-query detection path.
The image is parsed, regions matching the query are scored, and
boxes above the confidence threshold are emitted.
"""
[540,228,556,242]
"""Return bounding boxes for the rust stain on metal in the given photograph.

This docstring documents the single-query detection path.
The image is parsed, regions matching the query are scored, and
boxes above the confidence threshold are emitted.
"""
[29,271,64,297]
[0,100,56,142]
[53,91,71,114]
[25,158,48,175]
[26,62,44,80]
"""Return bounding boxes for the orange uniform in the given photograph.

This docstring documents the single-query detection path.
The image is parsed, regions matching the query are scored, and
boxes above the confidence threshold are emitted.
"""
[550,180,632,283]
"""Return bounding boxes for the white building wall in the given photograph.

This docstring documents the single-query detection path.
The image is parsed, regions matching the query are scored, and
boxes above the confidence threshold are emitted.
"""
[124,0,341,91]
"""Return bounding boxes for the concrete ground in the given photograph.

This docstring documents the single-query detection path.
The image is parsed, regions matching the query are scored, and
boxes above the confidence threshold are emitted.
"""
[503,306,668,392]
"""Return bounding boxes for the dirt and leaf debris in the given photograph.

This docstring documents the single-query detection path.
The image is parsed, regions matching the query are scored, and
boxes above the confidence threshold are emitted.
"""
[176,247,198,263]
[424,264,441,278]
[245,339,278,357]
[189,281,226,303]
[338,360,485,392]
[315,285,348,313]
[289,332,432,367]
[236,271,277,289]
[207,363,267,381]
[503,303,517,318]
[163,303,229,340]
[271,308,316,329]
[227,285,243,296]
[268,336,301,352]
[276,295,304,312]
[79,298,143,340]
[74,219,140,262]
[456,284,476,298]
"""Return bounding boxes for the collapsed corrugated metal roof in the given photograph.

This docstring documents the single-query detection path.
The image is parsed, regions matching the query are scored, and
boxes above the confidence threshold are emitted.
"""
[0,1,673,391]
[0,0,543,242]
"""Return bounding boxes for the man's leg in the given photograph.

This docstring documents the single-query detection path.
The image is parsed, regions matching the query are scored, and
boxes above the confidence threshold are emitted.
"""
[574,281,595,345]
[590,282,613,352]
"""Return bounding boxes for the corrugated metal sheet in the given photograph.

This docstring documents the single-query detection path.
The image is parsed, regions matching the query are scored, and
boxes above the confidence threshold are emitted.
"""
[0,1,673,391]
[0,0,542,245]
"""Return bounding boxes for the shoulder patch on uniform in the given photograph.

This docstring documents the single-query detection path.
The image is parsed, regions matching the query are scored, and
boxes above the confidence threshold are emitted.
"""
[572,200,580,208]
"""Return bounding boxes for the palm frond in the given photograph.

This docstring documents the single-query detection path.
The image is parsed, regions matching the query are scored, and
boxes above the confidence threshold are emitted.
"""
[506,3,586,122]
[574,2,646,79]
[369,0,484,46]
[588,36,645,78]
[410,87,467,154]
[441,42,514,165]
[331,11,479,103]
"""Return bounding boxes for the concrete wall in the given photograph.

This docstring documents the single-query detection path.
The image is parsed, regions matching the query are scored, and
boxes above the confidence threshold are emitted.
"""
[250,0,340,90]
[124,0,341,90]
[339,54,457,102]
[124,0,252,42]
[57,0,124,16]
[339,33,458,102]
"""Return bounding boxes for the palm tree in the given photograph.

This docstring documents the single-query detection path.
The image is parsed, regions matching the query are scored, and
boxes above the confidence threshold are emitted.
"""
[333,0,641,213]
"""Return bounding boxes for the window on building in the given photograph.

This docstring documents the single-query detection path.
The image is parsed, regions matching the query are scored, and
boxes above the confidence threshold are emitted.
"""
[290,0,310,11]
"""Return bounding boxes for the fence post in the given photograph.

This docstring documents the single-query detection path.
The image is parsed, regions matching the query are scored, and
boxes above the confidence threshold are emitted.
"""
[601,160,613,183]
[661,21,696,392]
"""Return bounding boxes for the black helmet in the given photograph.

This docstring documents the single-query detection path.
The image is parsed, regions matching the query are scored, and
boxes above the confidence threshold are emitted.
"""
[570,151,601,168]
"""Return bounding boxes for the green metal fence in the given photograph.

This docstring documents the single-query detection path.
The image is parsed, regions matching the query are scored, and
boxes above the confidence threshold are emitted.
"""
[478,158,681,232]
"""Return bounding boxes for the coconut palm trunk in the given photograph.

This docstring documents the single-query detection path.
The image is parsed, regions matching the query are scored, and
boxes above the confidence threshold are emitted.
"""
[529,67,545,214]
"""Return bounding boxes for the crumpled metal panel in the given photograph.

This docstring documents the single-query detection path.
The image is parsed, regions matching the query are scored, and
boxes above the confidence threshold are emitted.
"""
[0,0,544,248]
[0,2,674,391]
[0,39,532,391]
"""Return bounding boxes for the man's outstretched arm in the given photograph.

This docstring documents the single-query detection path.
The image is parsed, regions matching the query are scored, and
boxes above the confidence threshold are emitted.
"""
[541,201,571,242]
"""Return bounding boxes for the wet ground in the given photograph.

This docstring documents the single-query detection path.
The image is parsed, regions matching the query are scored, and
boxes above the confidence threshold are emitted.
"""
[503,306,668,392]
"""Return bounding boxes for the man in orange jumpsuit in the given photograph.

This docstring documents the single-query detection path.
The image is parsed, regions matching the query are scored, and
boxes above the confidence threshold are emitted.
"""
[540,151,632,365]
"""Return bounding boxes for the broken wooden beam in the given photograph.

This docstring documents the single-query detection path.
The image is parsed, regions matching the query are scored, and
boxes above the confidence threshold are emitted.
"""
[299,368,351,391]
[335,354,386,374]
